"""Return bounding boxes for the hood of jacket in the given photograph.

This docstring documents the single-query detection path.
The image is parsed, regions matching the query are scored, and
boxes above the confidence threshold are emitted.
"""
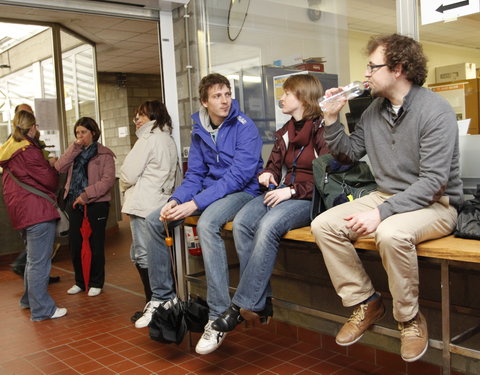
[0,137,32,165]
[191,99,243,140]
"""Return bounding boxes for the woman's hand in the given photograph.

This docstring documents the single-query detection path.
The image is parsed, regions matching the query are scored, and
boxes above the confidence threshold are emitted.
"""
[264,187,291,207]
[72,195,86,208]
[48,157,58,167]
[258,172,276,188]
[75,138,88,147]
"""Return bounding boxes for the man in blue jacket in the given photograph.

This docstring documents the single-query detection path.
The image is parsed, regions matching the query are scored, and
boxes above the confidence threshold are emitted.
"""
[134,73,263,355]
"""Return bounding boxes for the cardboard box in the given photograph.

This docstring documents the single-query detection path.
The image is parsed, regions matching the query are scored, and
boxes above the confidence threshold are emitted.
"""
[435,63,477,83]
[292,62,324,72]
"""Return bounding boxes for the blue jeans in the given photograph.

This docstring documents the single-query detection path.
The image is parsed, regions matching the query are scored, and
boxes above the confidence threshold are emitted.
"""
[129,215,149,269]
[145,191,254,319]
[232,195,311,311]
[145,210,180,302]
[196,191,254,319]
[19,220,58,321]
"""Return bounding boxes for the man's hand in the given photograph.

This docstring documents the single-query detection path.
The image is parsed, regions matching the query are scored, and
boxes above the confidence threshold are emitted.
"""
[264,187,291,207]
[160,200,177,221]
[321,87,348,126]
[344,208,381,236]
[258,172,276,188]
[161,200,198,221]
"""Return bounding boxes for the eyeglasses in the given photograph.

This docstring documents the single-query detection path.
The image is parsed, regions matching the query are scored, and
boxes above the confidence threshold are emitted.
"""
[366,63,387,73]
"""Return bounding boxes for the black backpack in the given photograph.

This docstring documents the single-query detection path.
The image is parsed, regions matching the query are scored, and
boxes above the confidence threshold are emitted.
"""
[454,185,480,240]
[311,154,377,219]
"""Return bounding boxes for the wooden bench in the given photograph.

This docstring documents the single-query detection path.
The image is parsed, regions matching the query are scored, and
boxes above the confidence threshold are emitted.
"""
[181,216,480,374]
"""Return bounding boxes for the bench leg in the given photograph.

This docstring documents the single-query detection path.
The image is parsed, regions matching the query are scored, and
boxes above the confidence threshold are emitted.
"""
[441,260,451,375]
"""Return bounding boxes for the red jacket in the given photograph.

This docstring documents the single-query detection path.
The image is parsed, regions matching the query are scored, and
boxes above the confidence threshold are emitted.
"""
[261,118,329,200]
[0,137,59,230]
[55,142,116,204]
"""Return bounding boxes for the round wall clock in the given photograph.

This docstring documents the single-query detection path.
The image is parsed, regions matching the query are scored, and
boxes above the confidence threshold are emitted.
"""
[227,0,251,42]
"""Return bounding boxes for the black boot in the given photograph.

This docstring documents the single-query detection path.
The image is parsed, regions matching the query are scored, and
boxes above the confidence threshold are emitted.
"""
[136,264,152,302]
[131,265,153,323]
[212,304,244,332]
[49,276,61,284]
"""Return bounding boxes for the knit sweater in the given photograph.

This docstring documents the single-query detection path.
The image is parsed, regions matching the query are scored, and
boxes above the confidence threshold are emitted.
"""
[324,84,463,220]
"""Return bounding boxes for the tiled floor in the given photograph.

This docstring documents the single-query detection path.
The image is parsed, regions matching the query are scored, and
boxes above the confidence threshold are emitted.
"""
[0,216,465,375]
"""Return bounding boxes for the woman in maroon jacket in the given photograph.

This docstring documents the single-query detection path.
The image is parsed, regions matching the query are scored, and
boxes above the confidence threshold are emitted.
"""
[0,110,67,321]
[55,117,115,297]
[212,74,329,333]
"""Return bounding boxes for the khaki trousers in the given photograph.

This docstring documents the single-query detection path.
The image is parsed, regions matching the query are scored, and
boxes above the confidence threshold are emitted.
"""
[311,191,458,322]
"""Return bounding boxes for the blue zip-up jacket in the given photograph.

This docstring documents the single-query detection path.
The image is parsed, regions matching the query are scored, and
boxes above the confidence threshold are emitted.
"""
[171,99,263,210]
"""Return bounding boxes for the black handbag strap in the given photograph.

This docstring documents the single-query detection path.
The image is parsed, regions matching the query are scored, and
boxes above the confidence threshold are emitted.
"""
[4,169,60,209]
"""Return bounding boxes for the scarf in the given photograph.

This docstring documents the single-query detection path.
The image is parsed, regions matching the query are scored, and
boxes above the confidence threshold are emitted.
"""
[283,118,317,184]
[68,142,98,204]
[287,118,314,148]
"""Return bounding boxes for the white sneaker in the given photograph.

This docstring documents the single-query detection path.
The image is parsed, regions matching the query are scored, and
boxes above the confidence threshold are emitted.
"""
[51,307,67,319]
[88,287,102,297]
[135,301,161,328]
[67,285,82,295]
[195,320,227,355]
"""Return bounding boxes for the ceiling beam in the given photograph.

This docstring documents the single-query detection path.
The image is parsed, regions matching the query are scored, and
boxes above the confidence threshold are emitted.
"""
[0,0,185,20]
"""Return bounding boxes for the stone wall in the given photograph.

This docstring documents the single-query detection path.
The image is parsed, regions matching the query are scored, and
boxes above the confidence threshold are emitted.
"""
[97,72,162,175]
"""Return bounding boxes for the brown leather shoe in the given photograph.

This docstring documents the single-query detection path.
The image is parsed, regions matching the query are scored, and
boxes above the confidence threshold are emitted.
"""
[399,311,428,362]
[336,295,385,346]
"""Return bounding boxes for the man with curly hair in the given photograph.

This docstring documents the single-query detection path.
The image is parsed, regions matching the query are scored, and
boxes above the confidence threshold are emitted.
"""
[311,34,463,362]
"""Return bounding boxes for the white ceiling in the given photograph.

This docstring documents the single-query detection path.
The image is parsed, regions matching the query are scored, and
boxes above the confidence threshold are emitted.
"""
[0,1,479,76]
[0,3,162,74]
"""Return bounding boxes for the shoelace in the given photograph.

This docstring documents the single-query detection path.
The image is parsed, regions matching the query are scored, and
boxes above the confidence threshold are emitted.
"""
[202,321,223,342]
[348,304,368,325]
[399,319,420,338]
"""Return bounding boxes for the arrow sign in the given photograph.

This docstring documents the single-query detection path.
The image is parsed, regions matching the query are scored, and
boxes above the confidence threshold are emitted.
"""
[421,0,480,25]
[436,0,469,13]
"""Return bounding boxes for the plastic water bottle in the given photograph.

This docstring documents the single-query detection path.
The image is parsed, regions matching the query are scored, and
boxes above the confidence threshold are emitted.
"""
[319,81,368,111]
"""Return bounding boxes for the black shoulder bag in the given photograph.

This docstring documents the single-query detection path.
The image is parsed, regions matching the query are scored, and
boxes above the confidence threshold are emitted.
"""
[454,185,480,240]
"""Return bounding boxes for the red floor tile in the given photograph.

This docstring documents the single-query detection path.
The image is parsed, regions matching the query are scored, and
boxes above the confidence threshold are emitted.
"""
[0,215,468,375]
